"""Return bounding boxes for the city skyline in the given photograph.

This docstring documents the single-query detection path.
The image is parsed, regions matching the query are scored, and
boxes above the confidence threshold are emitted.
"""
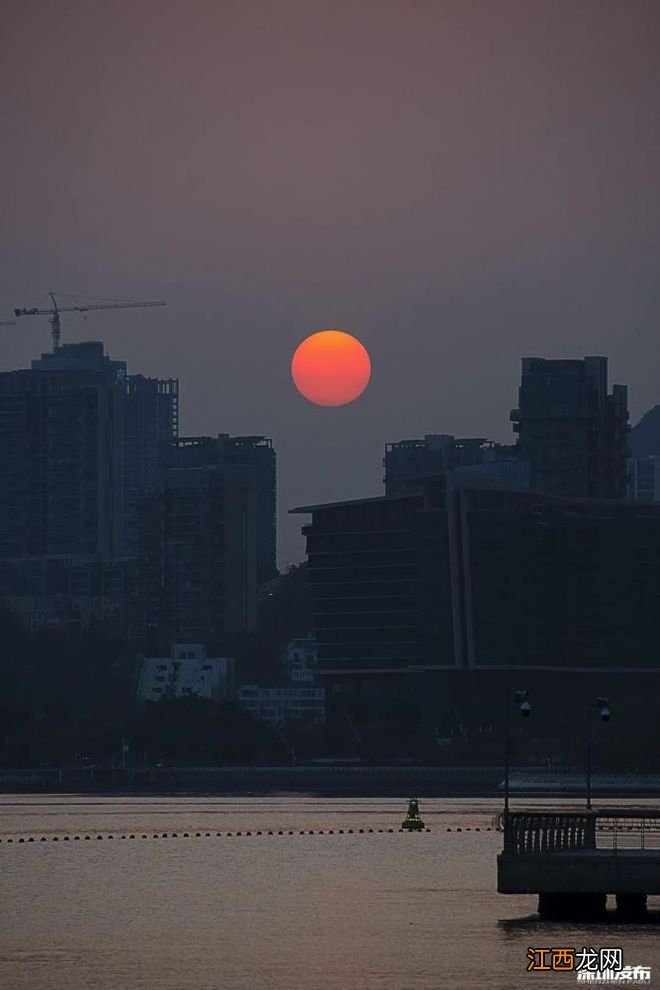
[3,4,660,983]
[2,0,660,563]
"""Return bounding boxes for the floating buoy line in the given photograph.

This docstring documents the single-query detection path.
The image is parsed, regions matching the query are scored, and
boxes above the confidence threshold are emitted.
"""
[0,799,498,845]
[0,826,493,845]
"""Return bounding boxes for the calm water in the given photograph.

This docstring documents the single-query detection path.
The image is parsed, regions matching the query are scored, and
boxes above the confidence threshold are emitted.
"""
[1,795,658,990]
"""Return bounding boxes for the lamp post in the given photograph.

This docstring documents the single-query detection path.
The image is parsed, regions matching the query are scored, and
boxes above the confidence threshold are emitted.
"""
[504,689,531,818]
[586,697,610,810]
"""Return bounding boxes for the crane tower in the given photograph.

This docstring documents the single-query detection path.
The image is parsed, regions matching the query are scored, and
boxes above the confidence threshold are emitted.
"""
[14,292,166,351]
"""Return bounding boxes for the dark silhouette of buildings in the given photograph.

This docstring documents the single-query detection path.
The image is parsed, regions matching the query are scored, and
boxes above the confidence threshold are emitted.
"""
[123,374,179,549]
[0,342,180,559]
[628,406,660,502]
[511,356,629,498]
[158,434,277,585]
[384,434,517,495]
[293,475,660,686]
[0,555,134,636]
[630,404,660,458]
[133,435,276,644]
[0,343,275,644]
[628,456,660,502]
[0,342,126,557]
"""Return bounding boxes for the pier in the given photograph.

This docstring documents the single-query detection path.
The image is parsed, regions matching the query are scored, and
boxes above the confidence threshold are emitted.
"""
[497,808,660,920]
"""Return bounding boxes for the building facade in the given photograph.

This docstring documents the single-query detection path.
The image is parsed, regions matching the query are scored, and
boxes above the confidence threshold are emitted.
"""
[628,456,660,502]
[384,434,517,495]
[133,438,261,644]
[0,343,126,558]
[123,374,179,550]
[137,643,235,702]
[0,555,135,637]
[510,356,629,499]
[237,684,325,725]
[282,634,318,683]
[294,477,660,679]
[0,342,180,562]
[292,484,454,676]
[159,435,276,584]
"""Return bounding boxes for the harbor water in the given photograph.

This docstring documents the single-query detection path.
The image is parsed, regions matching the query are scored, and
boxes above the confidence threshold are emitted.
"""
[1,795,659,989]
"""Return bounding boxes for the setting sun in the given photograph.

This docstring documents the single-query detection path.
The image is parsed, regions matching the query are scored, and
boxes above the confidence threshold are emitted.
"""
[291,330,371,406]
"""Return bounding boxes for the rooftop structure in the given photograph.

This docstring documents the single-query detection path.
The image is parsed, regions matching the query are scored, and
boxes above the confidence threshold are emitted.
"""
[384,434,517,495]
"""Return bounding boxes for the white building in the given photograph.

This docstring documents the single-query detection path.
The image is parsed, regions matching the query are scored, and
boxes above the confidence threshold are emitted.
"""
[281,633,317,683]
[237,684,325,725]
[137,643,235,702]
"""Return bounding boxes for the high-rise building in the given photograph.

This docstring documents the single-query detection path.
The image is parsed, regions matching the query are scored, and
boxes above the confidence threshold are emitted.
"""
[0,342,125,557]
[159,434,276,583]
[133,437,267,644]
[216,435,277,584]
[0,341,180,561]
[384,434,517,495]
[0,342,180,637]
[123,374,179,550]
[510,356,629,498]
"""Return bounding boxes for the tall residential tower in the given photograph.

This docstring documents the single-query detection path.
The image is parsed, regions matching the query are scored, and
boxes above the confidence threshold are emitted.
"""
[510,356,629,498]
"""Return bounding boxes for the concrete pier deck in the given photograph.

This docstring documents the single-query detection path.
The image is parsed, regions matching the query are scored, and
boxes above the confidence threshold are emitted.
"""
[497,808,660,919]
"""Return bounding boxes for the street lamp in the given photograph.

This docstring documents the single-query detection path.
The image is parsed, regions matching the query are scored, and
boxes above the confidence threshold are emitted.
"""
[504,689,531,818]
[586,697,610,811]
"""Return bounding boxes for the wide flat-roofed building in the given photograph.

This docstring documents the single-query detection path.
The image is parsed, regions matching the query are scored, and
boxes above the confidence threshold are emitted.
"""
[293,478,660,678]
[291,479,454,677]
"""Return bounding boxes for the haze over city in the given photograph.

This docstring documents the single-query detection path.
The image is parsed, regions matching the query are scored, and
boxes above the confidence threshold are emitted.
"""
[2,0,660,563]
[3,3,660,989]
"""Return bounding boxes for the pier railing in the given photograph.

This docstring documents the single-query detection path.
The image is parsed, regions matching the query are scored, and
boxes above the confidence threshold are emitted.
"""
[503,809,660,855]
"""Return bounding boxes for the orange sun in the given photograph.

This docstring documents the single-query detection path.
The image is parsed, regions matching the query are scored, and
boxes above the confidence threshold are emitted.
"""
[291,330,371,406]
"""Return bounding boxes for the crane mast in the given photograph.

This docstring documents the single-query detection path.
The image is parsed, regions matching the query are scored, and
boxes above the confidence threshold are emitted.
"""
[14,292,166,351]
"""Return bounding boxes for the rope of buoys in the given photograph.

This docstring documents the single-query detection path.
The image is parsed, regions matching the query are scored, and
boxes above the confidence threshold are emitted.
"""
[1,824,506,845]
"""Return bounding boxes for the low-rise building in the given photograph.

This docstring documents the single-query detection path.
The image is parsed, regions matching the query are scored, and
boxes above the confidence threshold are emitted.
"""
[137,643,235,702]
[628,456,660,501]
[282,634,317,683]
[237,684,325,725]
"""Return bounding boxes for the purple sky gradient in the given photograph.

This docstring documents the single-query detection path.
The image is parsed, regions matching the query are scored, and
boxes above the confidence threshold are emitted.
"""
[2,0,659,563]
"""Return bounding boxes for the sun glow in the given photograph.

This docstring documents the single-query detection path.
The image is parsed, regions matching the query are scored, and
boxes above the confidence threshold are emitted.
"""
[290,330,371,407]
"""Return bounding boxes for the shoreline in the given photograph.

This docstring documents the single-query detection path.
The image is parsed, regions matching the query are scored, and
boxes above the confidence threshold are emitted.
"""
[2,766,660,799]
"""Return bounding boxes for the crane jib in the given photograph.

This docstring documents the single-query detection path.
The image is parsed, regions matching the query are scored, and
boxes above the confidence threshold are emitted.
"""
[12,297,166,351]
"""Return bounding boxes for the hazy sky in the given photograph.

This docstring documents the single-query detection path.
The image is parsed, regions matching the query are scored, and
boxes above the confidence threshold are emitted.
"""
[2,0,659,564]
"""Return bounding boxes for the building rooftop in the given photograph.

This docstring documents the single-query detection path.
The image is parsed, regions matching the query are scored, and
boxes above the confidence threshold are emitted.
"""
[290,493,419,514]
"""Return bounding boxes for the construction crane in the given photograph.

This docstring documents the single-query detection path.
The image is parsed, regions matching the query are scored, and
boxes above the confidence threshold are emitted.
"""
[14,292,166,351]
